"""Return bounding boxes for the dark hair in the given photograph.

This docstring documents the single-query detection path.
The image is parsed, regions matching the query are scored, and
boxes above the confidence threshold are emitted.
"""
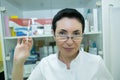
[52,8,85,34]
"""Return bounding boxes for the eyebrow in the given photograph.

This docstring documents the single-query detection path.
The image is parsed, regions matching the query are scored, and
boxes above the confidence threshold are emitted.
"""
[73,30,81,33]
[60,29,81,33]
[60,29,67,32]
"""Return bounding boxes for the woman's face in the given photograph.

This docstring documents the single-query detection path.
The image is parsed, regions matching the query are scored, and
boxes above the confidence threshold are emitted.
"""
[54,17,83,57]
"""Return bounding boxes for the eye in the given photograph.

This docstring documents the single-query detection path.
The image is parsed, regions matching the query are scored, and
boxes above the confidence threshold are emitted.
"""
[73,32,80,36]
[59,31,66,35]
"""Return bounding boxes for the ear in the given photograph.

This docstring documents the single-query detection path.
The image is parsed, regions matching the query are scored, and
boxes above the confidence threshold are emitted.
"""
[51,29,56,41]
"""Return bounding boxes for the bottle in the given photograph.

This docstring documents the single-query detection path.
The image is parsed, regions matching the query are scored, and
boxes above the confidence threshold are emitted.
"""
[89,41,97,55]
[93,8,98,32]
[85,19,89,32]
[92,41,97,55]
[86,9,94,32]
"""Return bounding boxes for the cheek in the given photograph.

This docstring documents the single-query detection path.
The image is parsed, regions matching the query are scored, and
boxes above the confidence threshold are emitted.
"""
[75,43,80,49]
[54,37,62,46]
[56,41,63,48]
[75,39,83,48]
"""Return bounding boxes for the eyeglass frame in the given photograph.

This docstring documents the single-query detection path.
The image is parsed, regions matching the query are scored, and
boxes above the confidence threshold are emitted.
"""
[55,33,84,42]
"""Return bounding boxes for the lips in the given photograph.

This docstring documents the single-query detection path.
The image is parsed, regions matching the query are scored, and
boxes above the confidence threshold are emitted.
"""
[63,47,74,51]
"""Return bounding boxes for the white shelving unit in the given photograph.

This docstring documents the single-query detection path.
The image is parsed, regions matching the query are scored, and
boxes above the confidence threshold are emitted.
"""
[0,0,103,80]
[4,34,53,39]
[4,31,102,40]
[84,31,101,35]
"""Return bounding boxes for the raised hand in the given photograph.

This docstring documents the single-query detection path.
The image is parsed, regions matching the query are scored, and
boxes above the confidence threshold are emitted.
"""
[13,37,33,64]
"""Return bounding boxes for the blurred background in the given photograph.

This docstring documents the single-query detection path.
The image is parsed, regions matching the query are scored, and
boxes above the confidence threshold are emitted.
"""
[0,0,120,80]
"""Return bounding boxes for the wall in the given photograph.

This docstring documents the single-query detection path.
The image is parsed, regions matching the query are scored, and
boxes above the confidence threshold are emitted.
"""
[23,9,58,18]
[9,0,99,18]
[0,0,22,17]
[23,8,85,18]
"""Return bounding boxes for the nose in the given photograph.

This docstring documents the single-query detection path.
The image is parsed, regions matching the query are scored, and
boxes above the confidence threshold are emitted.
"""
[66,37,74,46]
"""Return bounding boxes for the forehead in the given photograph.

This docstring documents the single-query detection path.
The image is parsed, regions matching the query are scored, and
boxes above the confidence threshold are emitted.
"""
[56,17,82,32]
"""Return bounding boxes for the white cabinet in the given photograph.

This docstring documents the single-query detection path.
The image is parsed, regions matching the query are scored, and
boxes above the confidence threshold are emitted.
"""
[110,7,120,80]
[0,0,103,80]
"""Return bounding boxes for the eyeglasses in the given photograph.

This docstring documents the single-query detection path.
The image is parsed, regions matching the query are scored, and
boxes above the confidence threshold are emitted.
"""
[55,34,83,42]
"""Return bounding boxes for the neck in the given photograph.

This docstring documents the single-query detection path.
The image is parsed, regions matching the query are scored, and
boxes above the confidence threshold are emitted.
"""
[58,51,79,69]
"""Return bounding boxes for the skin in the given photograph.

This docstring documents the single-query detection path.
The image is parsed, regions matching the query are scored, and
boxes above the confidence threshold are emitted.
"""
[54,17,83,69]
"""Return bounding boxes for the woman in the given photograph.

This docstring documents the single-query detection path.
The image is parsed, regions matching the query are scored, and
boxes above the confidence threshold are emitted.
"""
[12,8,113,80]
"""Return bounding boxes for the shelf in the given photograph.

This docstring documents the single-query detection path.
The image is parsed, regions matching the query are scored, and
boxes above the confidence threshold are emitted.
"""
[4,34,53,39]
[4,31,101,39]
[84,31,102,35]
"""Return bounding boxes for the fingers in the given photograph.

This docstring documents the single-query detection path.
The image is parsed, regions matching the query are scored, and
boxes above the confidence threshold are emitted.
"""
[28,37,33,43]
[17,37,33,45]
[20,37,33,45]
[27,37,33,47]
[17,38,21,45]
[22,38,27,44]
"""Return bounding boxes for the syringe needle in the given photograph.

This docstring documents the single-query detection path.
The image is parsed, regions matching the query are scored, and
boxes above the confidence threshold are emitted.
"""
[27,19,30,43]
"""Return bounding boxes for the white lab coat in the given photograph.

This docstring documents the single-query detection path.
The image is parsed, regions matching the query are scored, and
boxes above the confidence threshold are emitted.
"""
[28,51,113,80]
